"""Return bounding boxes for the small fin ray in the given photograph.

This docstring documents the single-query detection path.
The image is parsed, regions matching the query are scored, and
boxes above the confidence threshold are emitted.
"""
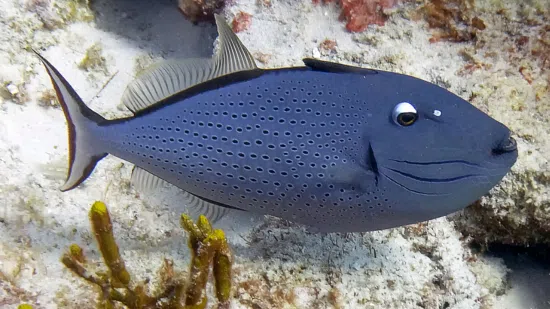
[131,167,230,223]
[121,59,215,113]
[181,191,230,224]
[131,166,169,192]
[212,14,257,76]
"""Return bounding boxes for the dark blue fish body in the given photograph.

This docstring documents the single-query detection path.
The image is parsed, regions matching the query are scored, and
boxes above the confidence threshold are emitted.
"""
[101,67,515,231]
[36,15,517,232]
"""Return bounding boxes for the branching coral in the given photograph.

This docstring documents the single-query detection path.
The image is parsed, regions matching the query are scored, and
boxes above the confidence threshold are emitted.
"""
[180,214,232,309]
[61,201,232,309]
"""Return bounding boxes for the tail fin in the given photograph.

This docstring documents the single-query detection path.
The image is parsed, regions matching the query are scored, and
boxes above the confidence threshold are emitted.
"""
[34,50,108,191]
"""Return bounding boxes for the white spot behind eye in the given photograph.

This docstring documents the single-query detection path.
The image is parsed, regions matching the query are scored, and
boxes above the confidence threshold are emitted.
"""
[433,110,442,117]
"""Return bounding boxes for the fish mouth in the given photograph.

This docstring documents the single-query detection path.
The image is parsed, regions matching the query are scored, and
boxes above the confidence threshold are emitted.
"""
[492,135,517,155]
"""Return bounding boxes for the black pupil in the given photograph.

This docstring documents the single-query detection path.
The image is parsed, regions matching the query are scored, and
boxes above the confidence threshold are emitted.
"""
[399,113,416,125]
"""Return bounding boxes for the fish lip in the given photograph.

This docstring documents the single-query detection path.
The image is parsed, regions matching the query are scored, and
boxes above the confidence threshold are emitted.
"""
[493,134,517,155]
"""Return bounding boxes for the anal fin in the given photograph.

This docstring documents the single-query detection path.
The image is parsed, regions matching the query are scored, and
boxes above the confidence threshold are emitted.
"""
[180,191,230,224]
[131,166,169,192]
[130,167,230,223]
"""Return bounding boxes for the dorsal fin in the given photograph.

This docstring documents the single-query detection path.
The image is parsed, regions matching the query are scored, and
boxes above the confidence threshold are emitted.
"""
[121,14,257,114]
[130,166,231,223]
[303,58,379,75]
[211,14,257,76]
[121,59,215,114]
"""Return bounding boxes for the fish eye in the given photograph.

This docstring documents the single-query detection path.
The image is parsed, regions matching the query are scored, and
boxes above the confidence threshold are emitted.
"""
[392,102,417,126]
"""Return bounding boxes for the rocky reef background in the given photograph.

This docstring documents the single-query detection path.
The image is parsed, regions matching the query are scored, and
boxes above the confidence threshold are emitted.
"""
[0,0,548,308]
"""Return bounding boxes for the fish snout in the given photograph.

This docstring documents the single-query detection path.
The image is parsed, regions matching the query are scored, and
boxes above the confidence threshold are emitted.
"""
[493,135,517,155]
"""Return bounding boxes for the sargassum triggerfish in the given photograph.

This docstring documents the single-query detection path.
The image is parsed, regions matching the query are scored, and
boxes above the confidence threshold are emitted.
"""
[35,14,517,233]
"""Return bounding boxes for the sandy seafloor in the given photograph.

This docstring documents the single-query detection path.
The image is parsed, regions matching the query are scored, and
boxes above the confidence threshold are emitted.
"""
[0,0,549,308]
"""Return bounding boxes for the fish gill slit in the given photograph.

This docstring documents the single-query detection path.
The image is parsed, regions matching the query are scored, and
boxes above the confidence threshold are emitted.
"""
[367,143,379,186]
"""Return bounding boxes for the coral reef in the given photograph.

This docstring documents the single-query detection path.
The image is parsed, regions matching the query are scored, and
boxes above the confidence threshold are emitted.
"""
[415,0,485,43]
[339,0,399,32]
[178,0,225,23]
[311,0,488,40]
[449,1,550,247]
[231,11,252,33]
[456,176,550,246]
[319,39,338,54]
[28,0,95,30]
[313,0,401,32]
[61,201,232,309]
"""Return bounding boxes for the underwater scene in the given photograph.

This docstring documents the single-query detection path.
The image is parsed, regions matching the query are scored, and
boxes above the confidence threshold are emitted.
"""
[0,0,549,308]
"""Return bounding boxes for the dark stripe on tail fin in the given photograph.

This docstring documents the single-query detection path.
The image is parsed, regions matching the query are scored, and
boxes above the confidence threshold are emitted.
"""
[34,50,108,191]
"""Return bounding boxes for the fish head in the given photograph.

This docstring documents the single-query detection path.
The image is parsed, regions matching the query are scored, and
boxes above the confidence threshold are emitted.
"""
[363,72,518,220]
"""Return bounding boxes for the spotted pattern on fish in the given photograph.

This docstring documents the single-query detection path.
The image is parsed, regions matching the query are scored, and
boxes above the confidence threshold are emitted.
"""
[109,70,380,227]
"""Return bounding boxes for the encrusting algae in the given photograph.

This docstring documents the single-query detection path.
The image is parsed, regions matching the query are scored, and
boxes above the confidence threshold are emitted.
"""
[60,201,233,309]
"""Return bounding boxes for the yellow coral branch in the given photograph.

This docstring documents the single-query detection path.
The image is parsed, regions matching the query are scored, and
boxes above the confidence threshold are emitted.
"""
[197,215,213,236]
[180,214,204,252]
[89,201,131,286]
[180,215,233,309]
[213,233,232,307]
[69,243,86,263]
